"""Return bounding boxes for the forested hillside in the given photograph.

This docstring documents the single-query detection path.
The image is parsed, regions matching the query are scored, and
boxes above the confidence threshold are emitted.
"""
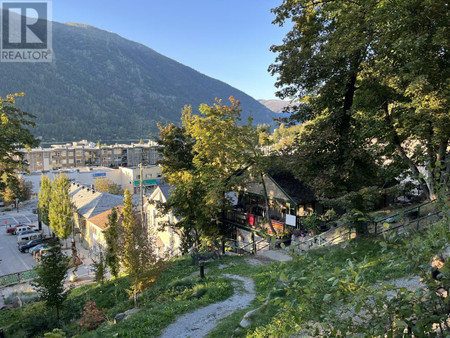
[0,22,275,141]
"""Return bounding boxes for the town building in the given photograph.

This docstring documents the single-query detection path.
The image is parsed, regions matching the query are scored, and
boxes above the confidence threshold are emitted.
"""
[145,185,181,258]
[120,166,163,194]
[20,165,162,197]
[70,183,124,254]
[221,170,321,247]
[22,140,161,171]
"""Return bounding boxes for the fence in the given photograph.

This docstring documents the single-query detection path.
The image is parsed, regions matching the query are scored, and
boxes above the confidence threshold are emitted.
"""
[0,269,37,288]
[223,237,269,255]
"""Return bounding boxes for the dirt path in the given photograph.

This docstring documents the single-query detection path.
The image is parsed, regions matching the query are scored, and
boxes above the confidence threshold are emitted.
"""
[160,274,255,338]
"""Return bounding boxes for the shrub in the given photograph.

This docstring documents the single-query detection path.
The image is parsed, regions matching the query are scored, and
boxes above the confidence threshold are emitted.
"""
[44,328,66,337]
[301,213,321,235]
[79,301,106,331]
[4,290,39,305]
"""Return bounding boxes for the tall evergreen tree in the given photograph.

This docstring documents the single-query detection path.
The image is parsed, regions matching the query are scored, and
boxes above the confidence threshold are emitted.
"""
[49,174,74,239]
[120,189,158,307]
[38,175,52,226]
[32,238,70,320]
[104,207,120,279]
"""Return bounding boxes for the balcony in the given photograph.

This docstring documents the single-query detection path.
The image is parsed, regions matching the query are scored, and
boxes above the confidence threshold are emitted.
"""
[221,210,287,234]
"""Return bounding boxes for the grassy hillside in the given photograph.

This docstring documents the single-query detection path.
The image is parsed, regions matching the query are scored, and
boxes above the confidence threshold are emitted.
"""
[1,218,448,337]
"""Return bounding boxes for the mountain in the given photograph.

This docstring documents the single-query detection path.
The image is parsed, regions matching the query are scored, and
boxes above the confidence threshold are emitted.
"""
[258,99,292,113]
[0,21,275,141]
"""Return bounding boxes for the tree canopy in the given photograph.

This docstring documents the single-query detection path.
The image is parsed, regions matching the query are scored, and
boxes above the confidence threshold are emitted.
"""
[48,174,74,239]
[157,97,275,241]
[270,0,449,200]
[94,178,123,196]
[0,93,38,193]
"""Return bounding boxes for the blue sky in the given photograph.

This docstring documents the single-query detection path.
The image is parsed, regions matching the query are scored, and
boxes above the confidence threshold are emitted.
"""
[51,0,291,100]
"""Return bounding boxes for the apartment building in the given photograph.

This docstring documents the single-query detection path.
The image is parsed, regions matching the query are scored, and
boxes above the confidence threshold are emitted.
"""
[23,140,161,171]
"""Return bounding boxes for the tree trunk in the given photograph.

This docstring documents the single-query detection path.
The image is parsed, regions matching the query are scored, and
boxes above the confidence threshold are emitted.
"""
[260,173,276,235]
[383,105,432,200]
[134,277,138,308]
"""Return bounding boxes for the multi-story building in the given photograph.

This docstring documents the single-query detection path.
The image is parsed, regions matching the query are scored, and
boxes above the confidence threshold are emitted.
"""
[22,140,161,171]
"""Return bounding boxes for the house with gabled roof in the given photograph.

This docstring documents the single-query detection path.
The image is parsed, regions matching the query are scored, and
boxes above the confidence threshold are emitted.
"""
[222,169,321,235]
[70,182,123,251]
[144,184,182,258]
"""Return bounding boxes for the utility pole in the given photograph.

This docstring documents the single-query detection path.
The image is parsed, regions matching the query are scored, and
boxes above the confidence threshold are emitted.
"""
[139,162,144,225]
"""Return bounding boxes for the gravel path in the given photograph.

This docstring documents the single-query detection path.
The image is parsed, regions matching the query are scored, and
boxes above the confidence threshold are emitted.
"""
[160,274,255,338]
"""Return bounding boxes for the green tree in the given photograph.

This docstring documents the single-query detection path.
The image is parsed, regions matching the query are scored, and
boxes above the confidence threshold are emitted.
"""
[94,178,123,196]
[103,207,120,278]
[92,251,106,284]
[0,93,39,192]
[120,189,158,307]
[270,0,449,200]
[49,174,74,239]
[1,174,33,205]
[157,97,278,237]
[32,238,70,320]
[38,175,52,225]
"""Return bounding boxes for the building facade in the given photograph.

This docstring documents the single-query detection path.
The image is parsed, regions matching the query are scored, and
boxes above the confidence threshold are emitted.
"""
[70,183,124,253]
[145,185,181,258]
[23,140,161,172]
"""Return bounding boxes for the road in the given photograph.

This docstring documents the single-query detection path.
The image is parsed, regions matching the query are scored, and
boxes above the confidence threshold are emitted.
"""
[0,200,41,276]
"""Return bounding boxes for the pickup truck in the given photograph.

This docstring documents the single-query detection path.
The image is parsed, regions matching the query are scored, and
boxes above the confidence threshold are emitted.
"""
[6,223,22,234]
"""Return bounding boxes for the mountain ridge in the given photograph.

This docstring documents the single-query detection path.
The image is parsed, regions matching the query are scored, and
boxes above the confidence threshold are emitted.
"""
[0,19,275,141]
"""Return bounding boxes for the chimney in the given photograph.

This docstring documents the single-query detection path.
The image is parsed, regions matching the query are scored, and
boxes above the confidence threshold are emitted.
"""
[87,188,90,192]
[92,189,95,194]
[76,183,80,187]
[91,184,95,190]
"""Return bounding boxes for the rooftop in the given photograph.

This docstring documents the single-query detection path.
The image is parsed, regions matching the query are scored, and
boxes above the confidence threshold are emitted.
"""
[70,183,124,219]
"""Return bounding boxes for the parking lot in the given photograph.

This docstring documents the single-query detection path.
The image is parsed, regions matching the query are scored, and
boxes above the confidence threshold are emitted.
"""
[0,200,41,276]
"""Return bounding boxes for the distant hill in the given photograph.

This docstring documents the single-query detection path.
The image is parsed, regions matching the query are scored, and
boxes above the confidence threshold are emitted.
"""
[0,21,275,141]
[258,99,292,113]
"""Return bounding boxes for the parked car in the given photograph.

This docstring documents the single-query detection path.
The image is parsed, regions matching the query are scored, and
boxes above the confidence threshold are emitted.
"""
[17,229,39,236]
[6,224,20,234]
[17,232,42,246]
[29,243,46,255]
[19,237,52,253]
[13,225,35,235]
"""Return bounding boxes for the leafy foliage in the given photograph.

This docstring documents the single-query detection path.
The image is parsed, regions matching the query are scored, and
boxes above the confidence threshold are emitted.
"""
[31,239,70,320]
[38,174,52,225]
[79,301,106,331]
[270,0,449,200]
[1,174,32,204]
[157,97,276,242]
[49,174,74,239]
[120,189,160,307]
[93,178,123,196]
[92,251,106,284]
[0,93,38,184]
[103,207,120,279]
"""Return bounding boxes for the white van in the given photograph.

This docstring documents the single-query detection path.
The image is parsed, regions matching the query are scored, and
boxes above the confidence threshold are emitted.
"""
[17,232,42,245]
[14,225,35,235]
